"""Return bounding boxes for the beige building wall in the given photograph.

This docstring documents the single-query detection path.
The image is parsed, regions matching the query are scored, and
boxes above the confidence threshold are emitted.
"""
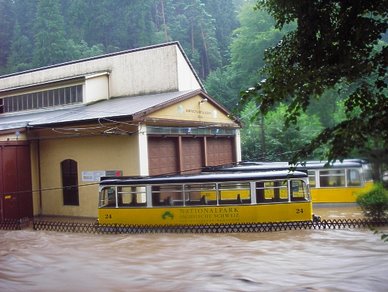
[176,48,203,91]
[38,134,140,218]
[84,73,109,104]
[0,44,202,99]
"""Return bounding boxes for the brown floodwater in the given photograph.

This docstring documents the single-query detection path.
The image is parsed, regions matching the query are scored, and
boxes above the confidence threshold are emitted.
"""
[1,206,387,292]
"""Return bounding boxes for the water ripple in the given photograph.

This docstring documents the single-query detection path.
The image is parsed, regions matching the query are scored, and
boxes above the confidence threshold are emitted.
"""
[1,227,387,291]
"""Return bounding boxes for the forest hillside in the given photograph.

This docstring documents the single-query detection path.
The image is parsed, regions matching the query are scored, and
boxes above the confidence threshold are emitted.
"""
[1,0,386,166]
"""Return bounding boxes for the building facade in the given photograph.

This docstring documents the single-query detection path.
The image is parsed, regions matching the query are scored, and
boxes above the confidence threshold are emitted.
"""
[0,42,241,219]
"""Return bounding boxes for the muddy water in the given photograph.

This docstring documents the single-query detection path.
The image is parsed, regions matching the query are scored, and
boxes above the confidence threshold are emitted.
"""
[1,207,387,292]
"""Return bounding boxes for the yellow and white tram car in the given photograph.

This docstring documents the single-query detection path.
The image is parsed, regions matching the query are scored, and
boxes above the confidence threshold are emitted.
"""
[98,171,313,226]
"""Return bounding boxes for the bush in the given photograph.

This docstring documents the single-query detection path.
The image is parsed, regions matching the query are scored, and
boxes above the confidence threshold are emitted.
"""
[356,184,388,220]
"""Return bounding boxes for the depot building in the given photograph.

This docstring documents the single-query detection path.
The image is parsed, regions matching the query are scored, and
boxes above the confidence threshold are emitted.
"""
[0,42,241,220]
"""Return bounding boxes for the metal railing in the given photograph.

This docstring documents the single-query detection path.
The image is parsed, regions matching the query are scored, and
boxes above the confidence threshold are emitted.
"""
[0,218,30,230]
[2,218,387,234]
[29,218,388,234]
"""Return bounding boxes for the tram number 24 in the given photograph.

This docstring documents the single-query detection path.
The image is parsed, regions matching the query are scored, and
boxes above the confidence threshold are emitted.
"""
[295,208,304,214]
[105,214,112,219]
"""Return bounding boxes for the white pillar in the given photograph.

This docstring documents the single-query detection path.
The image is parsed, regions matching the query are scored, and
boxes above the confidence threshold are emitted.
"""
[138,124,149,176]
[235,129,242,163]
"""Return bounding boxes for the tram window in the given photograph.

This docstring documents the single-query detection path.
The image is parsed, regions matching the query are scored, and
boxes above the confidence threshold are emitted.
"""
[256,182,265,203]
[308,170,316,188]
[184,183,216,205]
[319,170,345,187]
[290,180,307,201]
[99,187,116,207]
[347,169,361,186]
[118,186,147,207]
[152,185,183,206]
[256,181,287,202]
[219,183,250,204]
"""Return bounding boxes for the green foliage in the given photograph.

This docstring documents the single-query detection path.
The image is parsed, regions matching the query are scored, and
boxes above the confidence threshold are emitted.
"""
[1,0,239,81]
[241,0,388,164]
[6,23,33,72]
[356,184,388,220]
[205,0,290,110]
[264,104,324,161]
[240,102,324,161]
[240,101,262,160]
[204,68,239,110]
[0,0,14,71]
[207,1,338,161]
[372,228,388,242]
[33,0,69,67]
[162,0,224,79]
[203,0,239,66]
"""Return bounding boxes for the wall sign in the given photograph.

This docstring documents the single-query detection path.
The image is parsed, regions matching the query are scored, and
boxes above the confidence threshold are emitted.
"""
[81,170,122,182]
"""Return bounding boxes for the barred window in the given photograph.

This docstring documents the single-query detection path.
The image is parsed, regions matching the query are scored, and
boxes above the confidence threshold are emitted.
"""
[1,84,83,113]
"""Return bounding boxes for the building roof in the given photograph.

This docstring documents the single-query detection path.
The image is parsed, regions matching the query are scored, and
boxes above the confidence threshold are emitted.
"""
[0,89,236,131]
[0,42,204,91]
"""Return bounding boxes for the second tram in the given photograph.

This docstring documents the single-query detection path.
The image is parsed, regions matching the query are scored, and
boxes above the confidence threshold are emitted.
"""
[204,159,374,204]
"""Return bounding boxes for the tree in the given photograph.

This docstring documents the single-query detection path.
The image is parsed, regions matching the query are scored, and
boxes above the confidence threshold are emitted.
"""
[205,0,291,109]
[202,0,239,66]
[356,183,388,220]
[32,0,69,67]
[1,0,236,78]
[163,0,223,79]
[204,68,238,110]
[240,102,323,161]
[0,0,15,73]
[7,22,33,72]
[65,40,105,60]
[241,0,388,164]
[263,103,323,161]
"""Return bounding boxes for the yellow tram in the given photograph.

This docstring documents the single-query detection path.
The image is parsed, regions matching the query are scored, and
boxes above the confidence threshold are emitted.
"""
[98,171,313,226]
[205,159,374,204]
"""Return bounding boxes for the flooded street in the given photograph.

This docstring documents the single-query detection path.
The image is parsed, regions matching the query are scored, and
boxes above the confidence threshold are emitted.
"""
[1,206,387,292]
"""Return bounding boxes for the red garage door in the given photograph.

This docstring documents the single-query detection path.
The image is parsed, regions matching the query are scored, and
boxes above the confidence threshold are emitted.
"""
[148,137,179,176]
[181,138,203,174]
[0,142,33,220]
[148,136,235,176]
[206,137,234,166]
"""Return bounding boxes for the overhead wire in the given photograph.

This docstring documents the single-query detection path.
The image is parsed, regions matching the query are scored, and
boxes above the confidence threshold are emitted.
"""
[0,160,243,197]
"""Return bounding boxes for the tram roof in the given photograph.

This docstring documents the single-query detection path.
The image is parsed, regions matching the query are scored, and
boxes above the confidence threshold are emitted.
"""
[99,170,308,186]
[203,159,369,173]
